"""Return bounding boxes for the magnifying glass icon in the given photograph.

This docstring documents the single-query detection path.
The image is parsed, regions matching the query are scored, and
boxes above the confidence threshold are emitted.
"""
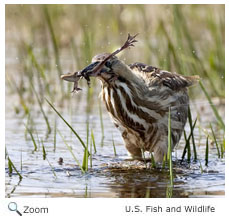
[8,202,22,216]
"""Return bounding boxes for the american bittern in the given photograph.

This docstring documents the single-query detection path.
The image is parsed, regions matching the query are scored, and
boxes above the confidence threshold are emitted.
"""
[61,34,199,162]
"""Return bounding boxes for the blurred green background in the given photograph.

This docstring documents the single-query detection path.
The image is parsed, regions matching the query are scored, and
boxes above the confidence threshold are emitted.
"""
[5,4,225,111]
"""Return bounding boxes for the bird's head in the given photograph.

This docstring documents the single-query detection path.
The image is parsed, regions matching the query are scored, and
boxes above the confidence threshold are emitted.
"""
[61,53,119,86]
[79,53,119,81]
[61,34,139,92]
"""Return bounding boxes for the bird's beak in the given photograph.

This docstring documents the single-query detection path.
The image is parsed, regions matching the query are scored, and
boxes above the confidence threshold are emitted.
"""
[61,71,78,82]
[80,61,100,77]
[61,61,100,83]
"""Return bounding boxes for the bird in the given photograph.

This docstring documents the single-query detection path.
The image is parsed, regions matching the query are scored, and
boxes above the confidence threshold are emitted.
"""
[61,34,199,162]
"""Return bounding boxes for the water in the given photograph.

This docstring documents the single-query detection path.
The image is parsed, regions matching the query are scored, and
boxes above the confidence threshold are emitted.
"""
[5,97,225,198]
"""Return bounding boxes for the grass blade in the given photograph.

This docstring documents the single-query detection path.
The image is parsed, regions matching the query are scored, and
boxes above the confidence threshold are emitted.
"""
[167,107,173,188]
[141,148,146,166]
[221,137,225,158]
[188,107,197,160]
[181,118,197,161]
[210,123,220,158]
[82,147,89,172]
[199,160,203,174]
[90,134,93,168]
[162,154,166,169]
[112,135,117,156]
[199,81,225,130]
[41,139,47,160]
[150,153,156,168]
[99,100,104,140]
[46,158,57,178]
[8,157,23,180]
[58,130,85,173]
[24,124,37,151]
[183,130,191,162]
[91,129,96,153]
[205,136,209,166]
[166,184,173,198]
[82,123,89,171]
[31,84,51,134]
[45,98,89,153]
[43,6,62,77]
[53,119,57,151]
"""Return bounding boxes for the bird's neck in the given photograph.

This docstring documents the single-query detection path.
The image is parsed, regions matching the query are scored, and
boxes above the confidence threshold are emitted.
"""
[112,60,143,86]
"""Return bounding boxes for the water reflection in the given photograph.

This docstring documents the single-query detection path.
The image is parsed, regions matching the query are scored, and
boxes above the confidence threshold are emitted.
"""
[5,100,225,198]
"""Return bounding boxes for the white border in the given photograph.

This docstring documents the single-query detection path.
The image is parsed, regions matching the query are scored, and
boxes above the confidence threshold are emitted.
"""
[1,1,228,217]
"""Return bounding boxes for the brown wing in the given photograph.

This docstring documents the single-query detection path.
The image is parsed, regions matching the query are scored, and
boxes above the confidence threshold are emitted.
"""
[129,62,199,90]
[129,62,160,73]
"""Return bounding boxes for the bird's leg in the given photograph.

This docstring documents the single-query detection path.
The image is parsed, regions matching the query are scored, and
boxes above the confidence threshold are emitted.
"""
[89,33,139,77]
[126,144,143,160]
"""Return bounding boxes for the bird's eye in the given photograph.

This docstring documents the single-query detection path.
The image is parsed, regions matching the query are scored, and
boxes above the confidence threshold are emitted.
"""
[105,61,112,68]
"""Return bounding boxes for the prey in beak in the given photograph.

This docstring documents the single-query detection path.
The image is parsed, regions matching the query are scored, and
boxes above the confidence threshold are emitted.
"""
[61,33,138,92]
[60,61,100,92]
[60,71,82,92]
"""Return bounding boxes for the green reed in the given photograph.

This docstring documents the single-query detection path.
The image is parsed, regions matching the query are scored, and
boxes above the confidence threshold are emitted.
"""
[6,5,225,99]
[8,156,23,180]
[145,187,151,198]
[172,5,224,97]
[40,139,56,177]
[24,113,31,140]
[27,45,47,95]
[210,123,220,158]
[46,98,89,153]
[181,118,197,162]
[166,186,173,198]
[199,160,204,174]
[199,81,225,130]
[90,133,93,168]
[41,139,46,160]
[82,121,90,171]
[35,129,41,150]
[20,147,23,171]
[24,124,37,152]
[205,136,209,166]
[99,100,105,142]
[86,85,94,114]
[162,154,166,169]
[82,141,89,172]
[199,121,224,159]
[112,134,117,156]
[221,137,225,158]
[6,74,29,115]
[183,130,191,162]
[31,84,51,134]
[43,6,62,78]
[141,148,147,166]
[167,107,173,189]
[84,185,88,198]
[188,107,197,160]
[53,119,57,151]
[86,121,89,147]
[46,158,57,178]
[91,129,97,153]
[150,153,156,169]
[58,129,85,173]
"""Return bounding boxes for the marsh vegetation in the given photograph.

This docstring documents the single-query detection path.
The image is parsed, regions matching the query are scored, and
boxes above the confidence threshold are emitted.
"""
[5,4,225,198]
